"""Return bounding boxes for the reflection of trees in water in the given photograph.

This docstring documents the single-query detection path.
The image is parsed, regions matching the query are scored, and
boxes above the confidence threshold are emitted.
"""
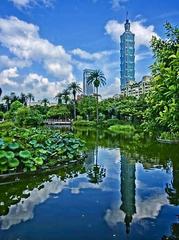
[75,128,179,235]
[162,222,179,239]
[165,157,179,206]
[0,160,85,216]
[87,130,106,184]
[75,128,178,169]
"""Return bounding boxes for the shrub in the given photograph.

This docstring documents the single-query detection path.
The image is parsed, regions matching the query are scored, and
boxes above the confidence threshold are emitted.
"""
[108,124,136,135]
[0,111,4,120]
[15,107,43,126]
[0,121,15,131]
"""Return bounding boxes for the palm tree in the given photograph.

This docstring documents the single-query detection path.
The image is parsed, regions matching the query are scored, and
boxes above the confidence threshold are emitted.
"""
[55,92,63,105]
[68,82,82,119]
[10,92,18,103]
[2,95,11,110]
[20,92,28,105]
[27,93,35,104]
[87,70,106,123]
[41,98,49,107]
[62,89,70,105]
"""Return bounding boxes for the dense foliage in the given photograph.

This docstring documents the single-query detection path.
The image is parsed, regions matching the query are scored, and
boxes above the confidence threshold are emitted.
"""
[0,127,85,174]
[144,23,179,134]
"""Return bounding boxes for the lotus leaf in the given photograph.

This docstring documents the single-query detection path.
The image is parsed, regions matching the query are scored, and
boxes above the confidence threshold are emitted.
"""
[0,165,7,172]
[8,158,20,168]
[0,158,7,165]
[29,140,37,145]
[0,150,6,159]
[30,165,37,171]
[19,150,31,159]
[5,151,15,159]
[0,139,4,147]
[72,144,79,149]
[8,143,20,150]
[34,157,43,165]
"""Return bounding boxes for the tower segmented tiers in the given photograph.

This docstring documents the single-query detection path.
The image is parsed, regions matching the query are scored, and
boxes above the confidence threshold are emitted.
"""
[120,18,135,91]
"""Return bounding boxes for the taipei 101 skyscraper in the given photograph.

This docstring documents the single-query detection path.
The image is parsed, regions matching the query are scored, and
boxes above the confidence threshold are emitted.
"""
[120,14,135,90]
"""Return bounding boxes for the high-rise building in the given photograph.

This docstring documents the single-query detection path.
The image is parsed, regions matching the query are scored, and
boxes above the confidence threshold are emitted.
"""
[120,18,135,90]
[83,69,94,95]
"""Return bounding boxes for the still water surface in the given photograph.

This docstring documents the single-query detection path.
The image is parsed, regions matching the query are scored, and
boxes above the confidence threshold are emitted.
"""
[0,129,179,240]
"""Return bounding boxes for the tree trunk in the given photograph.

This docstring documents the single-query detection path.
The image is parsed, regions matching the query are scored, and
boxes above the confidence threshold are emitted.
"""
[73,93,76,120]
[96,87,99,124]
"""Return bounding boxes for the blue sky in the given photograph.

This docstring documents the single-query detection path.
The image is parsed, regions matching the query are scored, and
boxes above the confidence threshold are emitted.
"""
[0,0,179,99]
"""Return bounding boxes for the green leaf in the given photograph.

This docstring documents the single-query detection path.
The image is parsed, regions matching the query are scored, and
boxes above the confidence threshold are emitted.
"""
[30,165,37,171]
[0,165,7,172]
[19,150,31,159]
[8,158,20,168]
[34,157,43,165]
[72,144,79,149]
[5,151,15,159]
[8,143,20,150]
[0,150,6,159]
[0,158,7,165]
[29,140,37,145]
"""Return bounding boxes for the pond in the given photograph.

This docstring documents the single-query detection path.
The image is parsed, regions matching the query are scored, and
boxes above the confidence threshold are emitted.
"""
[0,128,179,240]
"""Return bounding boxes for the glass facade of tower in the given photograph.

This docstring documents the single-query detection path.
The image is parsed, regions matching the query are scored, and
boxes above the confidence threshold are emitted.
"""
[83,69,94,95]
[120,19,135,90]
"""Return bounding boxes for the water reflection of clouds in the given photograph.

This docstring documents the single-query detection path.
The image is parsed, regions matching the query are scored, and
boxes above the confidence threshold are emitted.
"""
[0,176,69,230]
[0,148,172,232]
[0,149,121,230]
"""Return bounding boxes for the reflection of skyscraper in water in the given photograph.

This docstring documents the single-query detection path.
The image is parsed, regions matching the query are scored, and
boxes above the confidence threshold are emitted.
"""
[83,69,94,95]
[85,149,95,171]
[120,155,136,234]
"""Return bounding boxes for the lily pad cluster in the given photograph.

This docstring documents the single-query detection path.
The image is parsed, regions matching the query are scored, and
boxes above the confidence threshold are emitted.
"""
[0,128,86,174]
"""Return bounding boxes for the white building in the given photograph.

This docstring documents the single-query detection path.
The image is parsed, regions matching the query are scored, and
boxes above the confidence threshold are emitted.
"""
[121,76,151,98]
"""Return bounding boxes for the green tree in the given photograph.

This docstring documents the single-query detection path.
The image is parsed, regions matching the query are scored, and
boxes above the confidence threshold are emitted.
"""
[55,92,63,105]
[87,70,106,123]
[27,93,35,104]
[144,23,179,134]
[41,98,49,107]
[47,105,70,119]
[77,96,97,120]
[20,93,28,105]
[2,95,11,111]
[68,82,82,119]
[62,89,70,105]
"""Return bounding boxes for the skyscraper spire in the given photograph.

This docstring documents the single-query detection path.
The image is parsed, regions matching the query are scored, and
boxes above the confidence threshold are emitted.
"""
[125,12,130,31]
[126,11,129,21]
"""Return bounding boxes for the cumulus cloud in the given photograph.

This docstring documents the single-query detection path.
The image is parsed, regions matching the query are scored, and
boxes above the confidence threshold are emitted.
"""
[100,77,120,98]
[0,16,75,83]
[0,55,31,69]
[22,73,68,99]
[9,0,54,9]
[105,20,159,48]
[0,67,18,86]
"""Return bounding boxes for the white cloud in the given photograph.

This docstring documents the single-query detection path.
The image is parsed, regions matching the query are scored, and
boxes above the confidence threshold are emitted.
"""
[105,20,159,48]
[0,67,18,86]
[22,73,68,99]
[9,0,54,9]
[0,55,31,69]
[0,16,75,83]
[100,77,120,98]
[135,51,152,62]
[111,0,128,10]
[71,48,116,61]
